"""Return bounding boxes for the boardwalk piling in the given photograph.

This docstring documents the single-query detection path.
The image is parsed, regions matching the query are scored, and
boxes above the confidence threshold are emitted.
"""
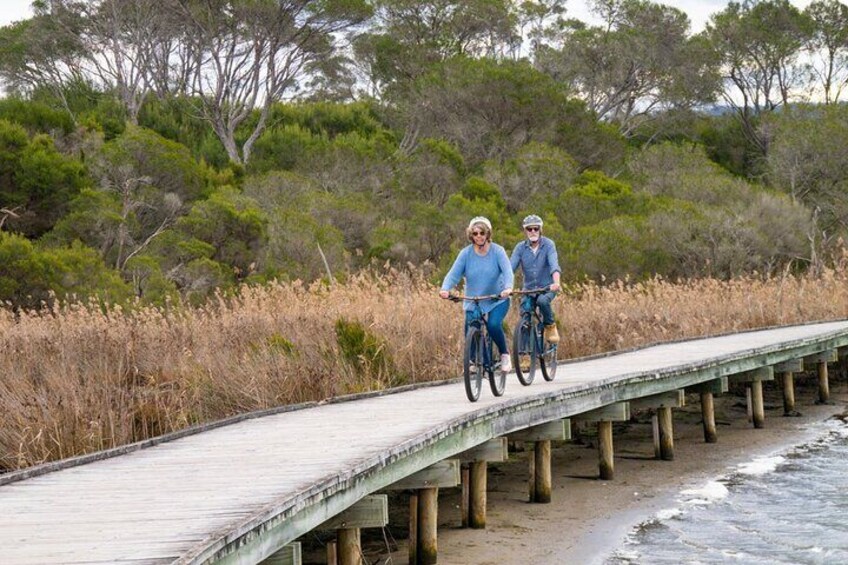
[701,391,717,443]
[598,421,614,480]
[533,440,552,503]
[508,421,569,503]
[752,381,765,428]
[460,465,469,528]
[327,541,337,565]
[418,487,438,564]
[776,359,803,416]
[685,379,725,443]
[782,371,796,415]
[408,494,418,565]
[469,461,487,528]
[730,368,772,428]
[657,406,674,460]
[337,528,361,565]
[819,360,830,403]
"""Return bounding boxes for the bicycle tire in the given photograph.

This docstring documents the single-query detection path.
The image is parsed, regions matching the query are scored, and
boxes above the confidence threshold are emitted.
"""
[464,327,484,401]
[512,318,536,386]
[489,334,506,397]
[539,328,558,381]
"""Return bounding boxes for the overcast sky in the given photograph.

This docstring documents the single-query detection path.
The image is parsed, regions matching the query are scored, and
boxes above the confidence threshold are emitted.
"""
[0,0,820,34]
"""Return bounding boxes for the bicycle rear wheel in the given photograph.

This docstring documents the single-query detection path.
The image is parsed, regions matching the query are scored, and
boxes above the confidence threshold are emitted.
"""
[512,318,536,386]
[489,335,506,397]
[540,329,558,381]
[464,327,484,401]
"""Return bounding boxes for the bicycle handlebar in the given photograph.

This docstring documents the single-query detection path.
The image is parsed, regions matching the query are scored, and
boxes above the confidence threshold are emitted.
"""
[446,293,503,302]
[512,287,552,296]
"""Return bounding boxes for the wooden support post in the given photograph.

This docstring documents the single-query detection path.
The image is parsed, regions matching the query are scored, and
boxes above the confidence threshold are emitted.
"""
[408,493,418,565]
[460,465,469,528]
[701,391,717,443]
[657,406,674,461]
[418,487,438,565]
[327,541,337,565]
[598,420,614,481]
[651,414,660,459]
[532,440,552,503]
[751,380,765,429]
[469,461,487,529]
[782,371,796,415]
[731,368,771,429]
[818,360,830,404]
[337,528,361,565]
[746,386,753,423]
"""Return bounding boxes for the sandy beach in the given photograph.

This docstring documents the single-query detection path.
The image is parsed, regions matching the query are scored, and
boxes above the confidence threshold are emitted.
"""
[367,377,848,565]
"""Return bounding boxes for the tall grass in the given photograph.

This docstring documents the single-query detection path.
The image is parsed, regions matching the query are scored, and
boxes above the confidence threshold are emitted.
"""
[3,266,848,471]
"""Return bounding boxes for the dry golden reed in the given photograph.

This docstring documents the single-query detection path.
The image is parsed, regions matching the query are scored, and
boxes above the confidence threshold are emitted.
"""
[2,266,848,471]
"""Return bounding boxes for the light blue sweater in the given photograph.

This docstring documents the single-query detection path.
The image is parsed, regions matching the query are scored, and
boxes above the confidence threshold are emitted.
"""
[441,243,514,313]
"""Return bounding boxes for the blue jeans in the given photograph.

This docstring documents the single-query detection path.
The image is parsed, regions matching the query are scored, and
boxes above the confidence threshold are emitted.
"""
[465,300,509,356]
[521,292,556,326]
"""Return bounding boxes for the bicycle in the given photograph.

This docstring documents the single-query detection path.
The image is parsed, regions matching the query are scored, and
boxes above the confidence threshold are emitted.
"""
[447,293,507,402]
[511,288,558,385]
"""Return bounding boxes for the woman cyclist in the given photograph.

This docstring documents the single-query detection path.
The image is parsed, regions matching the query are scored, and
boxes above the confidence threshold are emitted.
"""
[439,216,514,372]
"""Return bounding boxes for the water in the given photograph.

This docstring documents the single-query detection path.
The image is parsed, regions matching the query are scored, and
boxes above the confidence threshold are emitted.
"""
[609,418,848,565]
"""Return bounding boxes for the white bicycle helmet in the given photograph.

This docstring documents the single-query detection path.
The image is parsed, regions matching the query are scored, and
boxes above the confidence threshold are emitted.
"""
[468,216,492,231]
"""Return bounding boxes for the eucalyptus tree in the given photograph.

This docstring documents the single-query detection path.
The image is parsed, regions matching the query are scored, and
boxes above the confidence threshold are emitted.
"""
[401,57,570,168]
[705,0,813,153]
[805,0,848,104]
[0,1,88,118]
[171,0,372,165]
[534,0,719,137]
[0,1,171,124]
[357,0,519,92]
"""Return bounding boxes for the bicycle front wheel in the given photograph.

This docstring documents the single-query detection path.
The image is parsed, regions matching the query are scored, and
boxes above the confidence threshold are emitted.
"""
[464,327,484,401]
[489,336,506,397]
[512,319,536,386]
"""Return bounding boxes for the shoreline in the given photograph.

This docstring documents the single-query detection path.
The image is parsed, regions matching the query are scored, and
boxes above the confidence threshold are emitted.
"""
[378,380,848,564]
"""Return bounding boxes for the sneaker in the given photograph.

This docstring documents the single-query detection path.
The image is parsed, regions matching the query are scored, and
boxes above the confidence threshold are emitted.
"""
[545,324,560,344]
[500,353,512,373]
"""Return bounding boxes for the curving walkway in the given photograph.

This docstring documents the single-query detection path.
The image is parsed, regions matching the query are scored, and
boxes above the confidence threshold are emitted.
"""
[2,321,848,564]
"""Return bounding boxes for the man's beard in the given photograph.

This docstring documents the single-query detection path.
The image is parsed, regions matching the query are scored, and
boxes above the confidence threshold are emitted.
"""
[528,234,540,243]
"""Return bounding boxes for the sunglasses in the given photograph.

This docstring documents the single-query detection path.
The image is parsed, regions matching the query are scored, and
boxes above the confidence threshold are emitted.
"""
[471,230,487,237]
[525,226,540,232]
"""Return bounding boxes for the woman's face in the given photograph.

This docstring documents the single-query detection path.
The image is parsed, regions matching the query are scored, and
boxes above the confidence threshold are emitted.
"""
[470,224,489,244]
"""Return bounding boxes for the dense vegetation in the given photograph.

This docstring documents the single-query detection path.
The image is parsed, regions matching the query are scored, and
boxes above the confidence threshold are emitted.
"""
[0,0,847,308]
[5,0,848,469]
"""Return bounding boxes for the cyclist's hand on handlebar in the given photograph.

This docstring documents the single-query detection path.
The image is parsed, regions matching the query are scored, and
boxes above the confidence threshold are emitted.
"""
[500,288,513,298]
[439,290,450,299]
[549,282,561,293]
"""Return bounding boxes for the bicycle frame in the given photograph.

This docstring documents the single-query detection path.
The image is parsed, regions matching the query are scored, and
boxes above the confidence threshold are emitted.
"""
[447,292,507,401]
[512,288,558,383]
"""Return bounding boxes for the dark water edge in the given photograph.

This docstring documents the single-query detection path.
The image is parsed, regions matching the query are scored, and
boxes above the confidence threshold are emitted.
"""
[607,417,848,565]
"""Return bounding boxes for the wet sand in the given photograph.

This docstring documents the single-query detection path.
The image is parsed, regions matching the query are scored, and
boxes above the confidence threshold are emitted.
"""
[375,378,848,565]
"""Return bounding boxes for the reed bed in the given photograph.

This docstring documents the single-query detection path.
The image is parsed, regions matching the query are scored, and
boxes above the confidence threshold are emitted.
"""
[3,266,848,472]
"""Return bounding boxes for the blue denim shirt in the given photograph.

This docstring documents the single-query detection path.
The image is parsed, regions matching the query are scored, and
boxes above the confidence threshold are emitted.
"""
[510,236,561,290]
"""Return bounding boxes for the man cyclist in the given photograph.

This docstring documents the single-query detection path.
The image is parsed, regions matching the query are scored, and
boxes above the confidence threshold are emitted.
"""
[510,214,561,344]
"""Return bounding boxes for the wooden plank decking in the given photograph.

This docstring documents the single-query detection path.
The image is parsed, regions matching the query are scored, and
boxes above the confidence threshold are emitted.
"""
[2,321,848,564]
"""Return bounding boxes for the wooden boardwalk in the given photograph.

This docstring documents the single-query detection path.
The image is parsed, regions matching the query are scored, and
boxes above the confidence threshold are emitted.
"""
[2,321,848,564]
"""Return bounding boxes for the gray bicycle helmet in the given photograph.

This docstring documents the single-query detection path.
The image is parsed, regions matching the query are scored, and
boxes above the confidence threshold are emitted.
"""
[522,214,543,228]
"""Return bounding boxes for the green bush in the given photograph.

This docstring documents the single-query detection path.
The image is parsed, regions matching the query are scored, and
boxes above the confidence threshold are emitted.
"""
[334,317,395,383]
